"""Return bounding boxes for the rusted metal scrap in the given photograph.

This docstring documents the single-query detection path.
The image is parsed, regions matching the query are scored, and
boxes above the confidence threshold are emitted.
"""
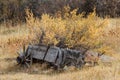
[16,44,85,69]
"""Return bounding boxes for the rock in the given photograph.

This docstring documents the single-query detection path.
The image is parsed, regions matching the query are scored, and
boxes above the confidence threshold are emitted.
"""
[99,55,115,63]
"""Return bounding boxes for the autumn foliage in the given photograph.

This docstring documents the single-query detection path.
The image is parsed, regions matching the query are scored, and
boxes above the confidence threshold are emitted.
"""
[0,0,120,23]
[26,7,109,54]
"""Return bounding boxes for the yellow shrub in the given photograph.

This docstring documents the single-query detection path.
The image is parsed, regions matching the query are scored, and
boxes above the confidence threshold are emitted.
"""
[26,7,109,53]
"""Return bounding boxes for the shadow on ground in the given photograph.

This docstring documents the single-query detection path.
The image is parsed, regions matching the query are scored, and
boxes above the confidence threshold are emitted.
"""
[0,57,70,76]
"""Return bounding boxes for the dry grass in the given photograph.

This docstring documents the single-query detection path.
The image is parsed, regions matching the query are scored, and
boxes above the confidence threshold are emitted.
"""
[0,13,120,80]
[0,57,120,80]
